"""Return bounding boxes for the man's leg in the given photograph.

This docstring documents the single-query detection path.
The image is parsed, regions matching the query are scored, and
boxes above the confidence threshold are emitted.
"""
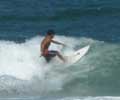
[48,51,66,62]
[56,51,66,62]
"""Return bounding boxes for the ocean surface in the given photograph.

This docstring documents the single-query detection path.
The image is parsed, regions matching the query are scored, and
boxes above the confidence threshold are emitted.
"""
[0,0,120,100]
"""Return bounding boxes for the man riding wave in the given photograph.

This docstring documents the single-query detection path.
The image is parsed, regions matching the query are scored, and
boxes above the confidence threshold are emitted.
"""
[40,29,66,62]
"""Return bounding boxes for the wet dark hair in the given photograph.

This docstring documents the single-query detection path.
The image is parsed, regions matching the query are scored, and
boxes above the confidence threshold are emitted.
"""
[47,29,55,35]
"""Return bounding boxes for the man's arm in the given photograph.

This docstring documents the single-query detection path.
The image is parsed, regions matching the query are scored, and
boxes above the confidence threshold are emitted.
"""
[51,40,65,46]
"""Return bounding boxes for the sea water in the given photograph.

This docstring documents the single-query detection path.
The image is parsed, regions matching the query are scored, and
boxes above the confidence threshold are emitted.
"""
[0,0,120,100]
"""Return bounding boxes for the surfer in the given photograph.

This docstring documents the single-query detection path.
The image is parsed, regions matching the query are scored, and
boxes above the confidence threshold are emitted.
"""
[40,29,66,62]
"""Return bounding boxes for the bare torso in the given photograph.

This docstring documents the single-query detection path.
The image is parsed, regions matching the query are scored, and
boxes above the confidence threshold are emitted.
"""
[40,34,65,62]
[41,36,51,55]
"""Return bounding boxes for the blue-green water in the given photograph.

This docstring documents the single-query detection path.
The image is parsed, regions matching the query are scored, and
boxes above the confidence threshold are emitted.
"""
[0,0,120,100]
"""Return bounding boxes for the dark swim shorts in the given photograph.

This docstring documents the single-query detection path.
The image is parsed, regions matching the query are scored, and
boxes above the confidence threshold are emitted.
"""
[43,50,58,62]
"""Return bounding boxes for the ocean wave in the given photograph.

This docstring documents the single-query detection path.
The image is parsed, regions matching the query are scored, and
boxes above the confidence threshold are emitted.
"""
[0,36,119,96]
[0,96,120,100]
[58,96,120,100]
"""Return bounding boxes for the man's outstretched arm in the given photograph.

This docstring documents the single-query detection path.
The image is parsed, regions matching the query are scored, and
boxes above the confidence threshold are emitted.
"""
[52,40,66,46]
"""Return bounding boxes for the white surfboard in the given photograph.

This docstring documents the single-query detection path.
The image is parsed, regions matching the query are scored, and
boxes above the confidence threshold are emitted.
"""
[64,45,90,65]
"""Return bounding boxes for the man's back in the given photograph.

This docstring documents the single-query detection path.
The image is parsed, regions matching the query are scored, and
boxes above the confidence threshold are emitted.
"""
[41,36,51,53]
[40,29,65,62]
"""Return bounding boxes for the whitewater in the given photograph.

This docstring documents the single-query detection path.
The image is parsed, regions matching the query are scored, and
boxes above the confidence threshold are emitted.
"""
[0,35,119,100]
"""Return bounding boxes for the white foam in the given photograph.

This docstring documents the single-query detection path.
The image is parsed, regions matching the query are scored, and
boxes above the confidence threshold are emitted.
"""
[59,96,120,100]
[0,36,89,79]
[0,35,95,96]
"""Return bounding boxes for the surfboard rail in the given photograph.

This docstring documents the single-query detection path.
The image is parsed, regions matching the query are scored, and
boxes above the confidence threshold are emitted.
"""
[64,45,90,65]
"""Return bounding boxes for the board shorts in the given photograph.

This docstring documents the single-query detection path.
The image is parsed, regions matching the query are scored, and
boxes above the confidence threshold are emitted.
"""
[43,50,58,62]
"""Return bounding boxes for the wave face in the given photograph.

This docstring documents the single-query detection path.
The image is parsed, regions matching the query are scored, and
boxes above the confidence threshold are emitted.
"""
[0,36,120,97]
